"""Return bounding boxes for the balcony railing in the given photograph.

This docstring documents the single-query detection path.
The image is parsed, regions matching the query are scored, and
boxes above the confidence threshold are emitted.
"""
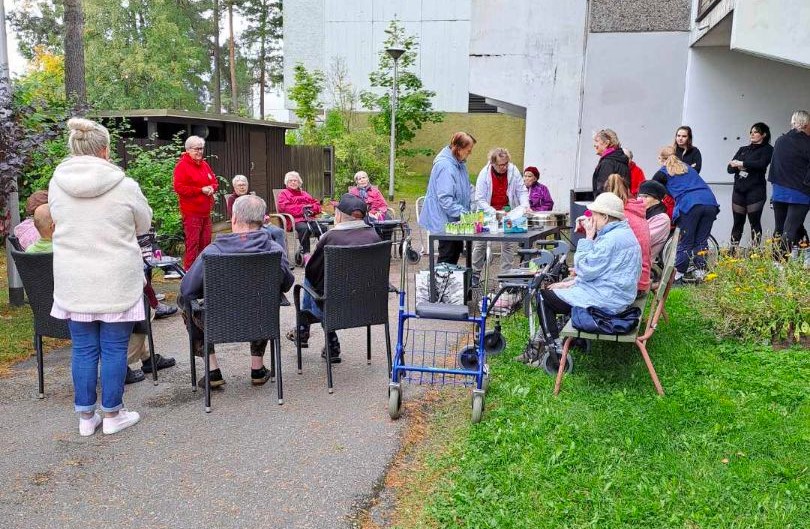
[696,0,722,22]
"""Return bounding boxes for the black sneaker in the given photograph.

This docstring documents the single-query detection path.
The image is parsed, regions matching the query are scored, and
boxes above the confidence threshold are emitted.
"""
[125,367,145,385]
[197,368,226,388]
[251,366,273,386]
[321,338,342,364]
[141,353,176,373]
[154,303,178,319]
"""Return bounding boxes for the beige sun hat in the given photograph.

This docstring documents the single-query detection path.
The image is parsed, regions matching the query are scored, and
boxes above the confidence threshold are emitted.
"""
[587,192,625,220]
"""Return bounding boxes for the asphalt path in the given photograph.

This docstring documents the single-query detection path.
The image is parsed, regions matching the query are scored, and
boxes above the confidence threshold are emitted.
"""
[0,264,410,529]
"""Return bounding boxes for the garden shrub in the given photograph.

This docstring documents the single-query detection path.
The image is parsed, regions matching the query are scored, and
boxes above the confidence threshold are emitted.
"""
[697,244,809,347]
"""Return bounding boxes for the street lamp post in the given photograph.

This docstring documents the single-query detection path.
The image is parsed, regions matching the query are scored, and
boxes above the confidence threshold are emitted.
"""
[385,43,405,202]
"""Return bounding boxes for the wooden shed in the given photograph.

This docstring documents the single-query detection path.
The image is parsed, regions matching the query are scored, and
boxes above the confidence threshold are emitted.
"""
[96,109,334,217]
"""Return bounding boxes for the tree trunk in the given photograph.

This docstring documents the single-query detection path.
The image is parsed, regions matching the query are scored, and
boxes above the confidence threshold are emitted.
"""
[228,1,237,113]
[259,33,266,118]
[63,0,87,110]
[212,0,222,113]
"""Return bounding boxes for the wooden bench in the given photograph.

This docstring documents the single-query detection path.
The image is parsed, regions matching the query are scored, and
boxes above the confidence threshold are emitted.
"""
[554,228,681,396]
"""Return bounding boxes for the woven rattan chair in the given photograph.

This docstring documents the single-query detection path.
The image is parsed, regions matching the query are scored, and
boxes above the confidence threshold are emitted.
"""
[10,249,160,398]
[186,251,284,412]
[7,234,24,251]
[293,241,392,393]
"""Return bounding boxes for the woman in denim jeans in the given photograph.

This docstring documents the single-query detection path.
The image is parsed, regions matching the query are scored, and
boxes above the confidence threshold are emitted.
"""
[49,118,153,436]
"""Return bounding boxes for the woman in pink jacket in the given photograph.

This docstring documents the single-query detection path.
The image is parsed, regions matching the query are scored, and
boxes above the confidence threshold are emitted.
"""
[606,173,651,294]
[277,171,322,257]
[348,171,390,221]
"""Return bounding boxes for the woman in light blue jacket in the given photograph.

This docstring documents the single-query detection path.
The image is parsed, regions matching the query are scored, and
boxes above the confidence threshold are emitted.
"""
[419,132,477,264]
[527,192,641,360]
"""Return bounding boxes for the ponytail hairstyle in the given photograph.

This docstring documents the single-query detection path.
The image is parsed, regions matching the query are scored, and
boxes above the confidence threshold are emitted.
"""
[659,145,688,176]
[605,173,630,203]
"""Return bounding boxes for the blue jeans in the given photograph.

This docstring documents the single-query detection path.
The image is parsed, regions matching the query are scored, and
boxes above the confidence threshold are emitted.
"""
[301,278,323,322]
[69,320,135,413]
[675,204,718,273]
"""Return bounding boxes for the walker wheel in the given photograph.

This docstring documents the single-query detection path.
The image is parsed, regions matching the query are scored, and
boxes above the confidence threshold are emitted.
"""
[406,247,421,264]
[539,351,573,376]
[471,392,485,424]
[483,331,506,355]
[458,345,479,371]
[294,250,304,267]
[388,385,402,420]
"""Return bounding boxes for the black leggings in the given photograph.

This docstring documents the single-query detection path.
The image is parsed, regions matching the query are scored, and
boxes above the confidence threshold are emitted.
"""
[295,221,326,254]
[731,189,765,246]
[536,289,572,340]
[773,201,810,252]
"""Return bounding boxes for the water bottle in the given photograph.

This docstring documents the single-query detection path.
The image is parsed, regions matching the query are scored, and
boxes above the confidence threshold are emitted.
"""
[154,248,163,261]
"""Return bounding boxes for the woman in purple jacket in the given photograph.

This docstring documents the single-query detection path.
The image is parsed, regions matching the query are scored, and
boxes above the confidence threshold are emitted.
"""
[523,166,554,211]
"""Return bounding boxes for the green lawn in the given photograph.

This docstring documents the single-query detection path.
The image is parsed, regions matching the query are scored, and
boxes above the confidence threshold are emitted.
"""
[391,290,810,528]
[396,173,429,206]
[0,251,38,374]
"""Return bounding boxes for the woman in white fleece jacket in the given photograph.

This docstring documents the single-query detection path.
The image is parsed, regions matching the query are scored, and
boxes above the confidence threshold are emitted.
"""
[49,118,152,437]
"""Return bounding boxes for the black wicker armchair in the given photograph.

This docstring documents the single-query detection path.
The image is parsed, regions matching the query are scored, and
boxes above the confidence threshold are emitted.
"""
[10,248,159,397]
[184,251,285,412]
[293,241,392,393]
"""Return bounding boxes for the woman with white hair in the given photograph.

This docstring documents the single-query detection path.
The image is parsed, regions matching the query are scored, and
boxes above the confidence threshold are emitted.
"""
[173,135,218,270]
[226,174,250,218]
[348,171,390,221]
[277,170,322,259]
[768,110,810,254]
[49,118,152,436]
[528,192,641,363]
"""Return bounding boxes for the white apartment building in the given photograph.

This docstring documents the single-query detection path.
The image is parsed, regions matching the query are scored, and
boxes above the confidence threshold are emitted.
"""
[285,0,810,242]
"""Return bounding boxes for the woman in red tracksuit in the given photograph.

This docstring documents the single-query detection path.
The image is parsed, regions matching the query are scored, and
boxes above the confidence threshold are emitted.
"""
[173,136,218,270]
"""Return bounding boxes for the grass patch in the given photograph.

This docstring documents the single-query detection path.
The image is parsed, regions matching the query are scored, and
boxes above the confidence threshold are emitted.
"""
[391,290,810,528]
[396,173,429,206]
[0,251,69,375]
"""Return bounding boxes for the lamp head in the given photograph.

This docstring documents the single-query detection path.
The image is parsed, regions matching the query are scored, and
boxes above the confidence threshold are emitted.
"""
[385,44,405,61]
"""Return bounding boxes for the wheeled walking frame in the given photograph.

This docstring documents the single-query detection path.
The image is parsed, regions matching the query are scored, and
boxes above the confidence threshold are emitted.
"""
[388,238,499,423]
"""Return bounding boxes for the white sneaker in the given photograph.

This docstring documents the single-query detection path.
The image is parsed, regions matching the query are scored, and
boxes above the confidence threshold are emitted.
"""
[79,412,102,437]
[103,409,141,435]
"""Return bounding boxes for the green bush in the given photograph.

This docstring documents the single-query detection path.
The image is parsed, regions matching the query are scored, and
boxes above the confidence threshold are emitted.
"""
[697,243,809,346]
[121,139,186,244]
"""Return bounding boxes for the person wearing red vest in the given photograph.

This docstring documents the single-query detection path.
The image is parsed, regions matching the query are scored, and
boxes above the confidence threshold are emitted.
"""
[623,148,646,197]
[173,136,218,270]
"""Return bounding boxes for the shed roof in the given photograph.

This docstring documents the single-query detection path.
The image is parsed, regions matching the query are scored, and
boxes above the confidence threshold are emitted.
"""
[94,109,299,130]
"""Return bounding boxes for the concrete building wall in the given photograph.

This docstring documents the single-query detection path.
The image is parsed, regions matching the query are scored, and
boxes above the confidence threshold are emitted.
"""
[469,0,588,210]
[576,32,691,190]
[283,0,471,112]
[682,46,810,244]
[731,0,810,68]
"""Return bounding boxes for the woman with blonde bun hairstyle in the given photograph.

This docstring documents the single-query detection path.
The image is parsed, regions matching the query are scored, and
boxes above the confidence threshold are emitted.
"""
[49,117,152,436]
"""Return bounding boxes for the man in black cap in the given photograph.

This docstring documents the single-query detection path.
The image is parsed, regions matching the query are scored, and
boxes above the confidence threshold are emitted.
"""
[637,180,671,260]
[287,193,382,362]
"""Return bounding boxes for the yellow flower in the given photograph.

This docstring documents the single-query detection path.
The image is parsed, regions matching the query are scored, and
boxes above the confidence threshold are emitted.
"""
[705,273,718,281]
[750,253,759,259]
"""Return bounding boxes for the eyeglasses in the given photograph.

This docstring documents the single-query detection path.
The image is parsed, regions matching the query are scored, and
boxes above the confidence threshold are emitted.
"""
[495,162,509,169]
[189,146,204,151]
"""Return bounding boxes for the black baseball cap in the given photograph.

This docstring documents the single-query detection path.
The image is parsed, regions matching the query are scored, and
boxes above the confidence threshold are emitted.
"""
[336,193,367,218]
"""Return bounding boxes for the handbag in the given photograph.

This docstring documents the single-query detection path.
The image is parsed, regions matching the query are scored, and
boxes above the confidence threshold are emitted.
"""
[416,264,469,305]
[571,305,641,335]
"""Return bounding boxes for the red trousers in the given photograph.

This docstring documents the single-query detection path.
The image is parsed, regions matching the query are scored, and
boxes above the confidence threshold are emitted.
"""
[182,214,212,270]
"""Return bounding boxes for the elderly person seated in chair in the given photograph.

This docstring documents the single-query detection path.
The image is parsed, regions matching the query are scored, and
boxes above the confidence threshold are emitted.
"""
[179,194,294,388]
[528,192,641,362]
[637,180,671,261]
[349,171,390,222]
[226,174,250,218]
[287,193,382,363]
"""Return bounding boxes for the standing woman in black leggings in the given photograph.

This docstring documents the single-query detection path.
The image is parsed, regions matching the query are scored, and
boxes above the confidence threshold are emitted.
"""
[728,122,774,248]
[768,110,810,255]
